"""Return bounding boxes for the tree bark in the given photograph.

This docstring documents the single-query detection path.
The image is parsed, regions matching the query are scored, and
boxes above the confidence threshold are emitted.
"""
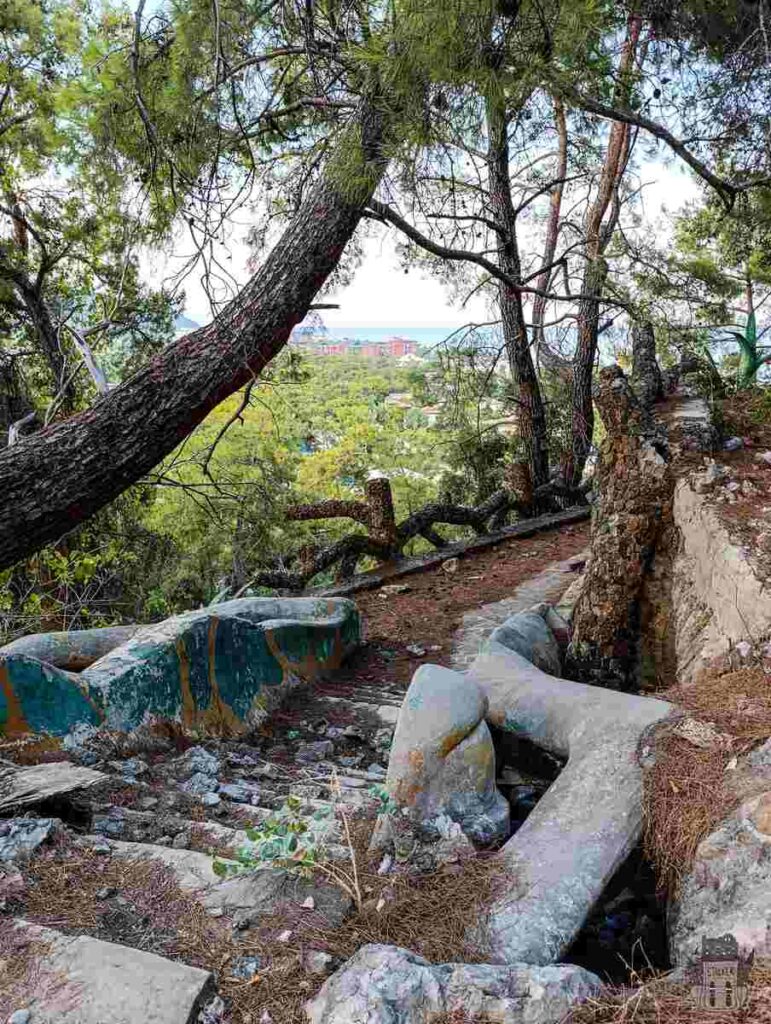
[564,13,642,488]
[0,102,386,571]
[485,92,550,496]
[532,95,570,377]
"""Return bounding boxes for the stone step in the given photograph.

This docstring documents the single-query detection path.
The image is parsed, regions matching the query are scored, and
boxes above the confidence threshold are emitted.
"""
[7,918,213,1024]
[85,836,352,929]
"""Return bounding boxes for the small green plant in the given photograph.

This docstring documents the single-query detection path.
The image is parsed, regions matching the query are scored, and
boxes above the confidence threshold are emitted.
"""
[213,780,365,909]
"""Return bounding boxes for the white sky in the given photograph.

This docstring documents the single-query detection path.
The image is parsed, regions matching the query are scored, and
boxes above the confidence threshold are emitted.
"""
[162,157,701,330]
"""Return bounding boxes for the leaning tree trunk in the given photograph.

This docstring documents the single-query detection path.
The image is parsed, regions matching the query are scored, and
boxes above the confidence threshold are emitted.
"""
[485,93,550,500]
[0,103,386,571]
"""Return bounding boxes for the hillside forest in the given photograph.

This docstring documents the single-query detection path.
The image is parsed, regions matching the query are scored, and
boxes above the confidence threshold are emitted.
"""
[2,0,771,640]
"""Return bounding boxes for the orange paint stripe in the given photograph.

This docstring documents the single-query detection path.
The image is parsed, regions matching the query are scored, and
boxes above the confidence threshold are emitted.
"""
[0,661,31,736]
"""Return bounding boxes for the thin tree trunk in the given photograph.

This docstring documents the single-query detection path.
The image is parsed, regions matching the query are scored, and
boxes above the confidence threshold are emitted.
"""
[485,92,550,496]
[565,13,642,488]
[532,95,569,375]
[0,102,386,571]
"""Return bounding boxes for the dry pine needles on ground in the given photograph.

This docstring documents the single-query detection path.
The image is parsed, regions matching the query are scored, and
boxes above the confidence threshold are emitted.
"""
[6,822,503,1024]
[643,665,771,897]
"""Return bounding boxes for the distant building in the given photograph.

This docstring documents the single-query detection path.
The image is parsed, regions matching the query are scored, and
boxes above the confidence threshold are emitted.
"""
[289,331,419,359]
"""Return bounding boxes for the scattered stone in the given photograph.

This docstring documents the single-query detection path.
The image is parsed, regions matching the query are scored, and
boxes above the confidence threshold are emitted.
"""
[218,781,259,804]
[95,887,117,900]
[302,896,315,910]
[172,832,190,850]
[441,557,459,574]
[693,462,729,493]
[305,944,601,1024]
[11,918,214,1024]
[9,1010,31,1024]
[735,640,753,659]
[377,854,393,876]
[179,746,221,778]
[723,436,744,451]
[138,796,160,810]
[91,840,112,855]
[278,929,293,943]
[198,994,225,1024]
[756,450,771,466]
[726,480,741,492]
[379,584,411,596]
[201,792,221,807]
[230,955,262,980]
[296,741,335,764]
[0,818,57,863]
[304,950,335,976]
[181,772,219,796]
[671,717,731,750]
[366,764,387,780]
[405,644,426,657]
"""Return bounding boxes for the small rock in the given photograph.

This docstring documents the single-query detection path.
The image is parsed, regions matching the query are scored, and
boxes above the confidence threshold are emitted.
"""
[179,746,221,778]
[296,741,335,764]
[231,956,262,980]
[377,854,393,876]
[9,1010,31,1024]
[201,792,221,807]
[755,451,771,466]
[92,841,112,856]
[723,436,744,451]
[366,764,387,780]
[277,929,293,943]
[255,763,282,779]
[172,832,190,849]
[181,772,219,796]
[405,644,427,657]
[0,818,57,863]
[198,994,225,1024]
[302,896,315,910]
[259,1012,273,1024]
[218,781,258,804]
[156,835,172,845]
[95,887,117,900]
[736,640,753,659]
[441,557,459,574]
[338,755,363,768]
[672,717,730,750]
[138,797,159,810]
[379,584,411,596]
[304,950,335,975]
[726,480,741,492]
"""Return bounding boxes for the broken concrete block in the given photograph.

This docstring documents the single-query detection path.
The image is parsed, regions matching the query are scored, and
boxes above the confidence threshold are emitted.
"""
[8,919,213,1024]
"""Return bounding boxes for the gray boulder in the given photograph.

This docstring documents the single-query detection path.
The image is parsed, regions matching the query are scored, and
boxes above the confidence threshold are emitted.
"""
[305,943,600,1024]
[376,665,509,846]
[669,789,771,964]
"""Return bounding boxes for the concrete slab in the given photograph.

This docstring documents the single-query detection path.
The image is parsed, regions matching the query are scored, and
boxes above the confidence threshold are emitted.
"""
[7,919,213,1024]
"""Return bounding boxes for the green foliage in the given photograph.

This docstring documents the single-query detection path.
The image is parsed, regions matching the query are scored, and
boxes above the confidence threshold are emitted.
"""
[214,795,337,877]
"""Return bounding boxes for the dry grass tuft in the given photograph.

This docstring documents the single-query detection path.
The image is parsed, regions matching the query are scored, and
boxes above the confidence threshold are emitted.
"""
[9,821,502,1023]
[565,968,771,1024]
[644,666,771,896]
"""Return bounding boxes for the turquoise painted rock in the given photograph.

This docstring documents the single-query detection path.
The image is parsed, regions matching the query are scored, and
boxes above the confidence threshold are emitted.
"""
[0,598,359,738]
